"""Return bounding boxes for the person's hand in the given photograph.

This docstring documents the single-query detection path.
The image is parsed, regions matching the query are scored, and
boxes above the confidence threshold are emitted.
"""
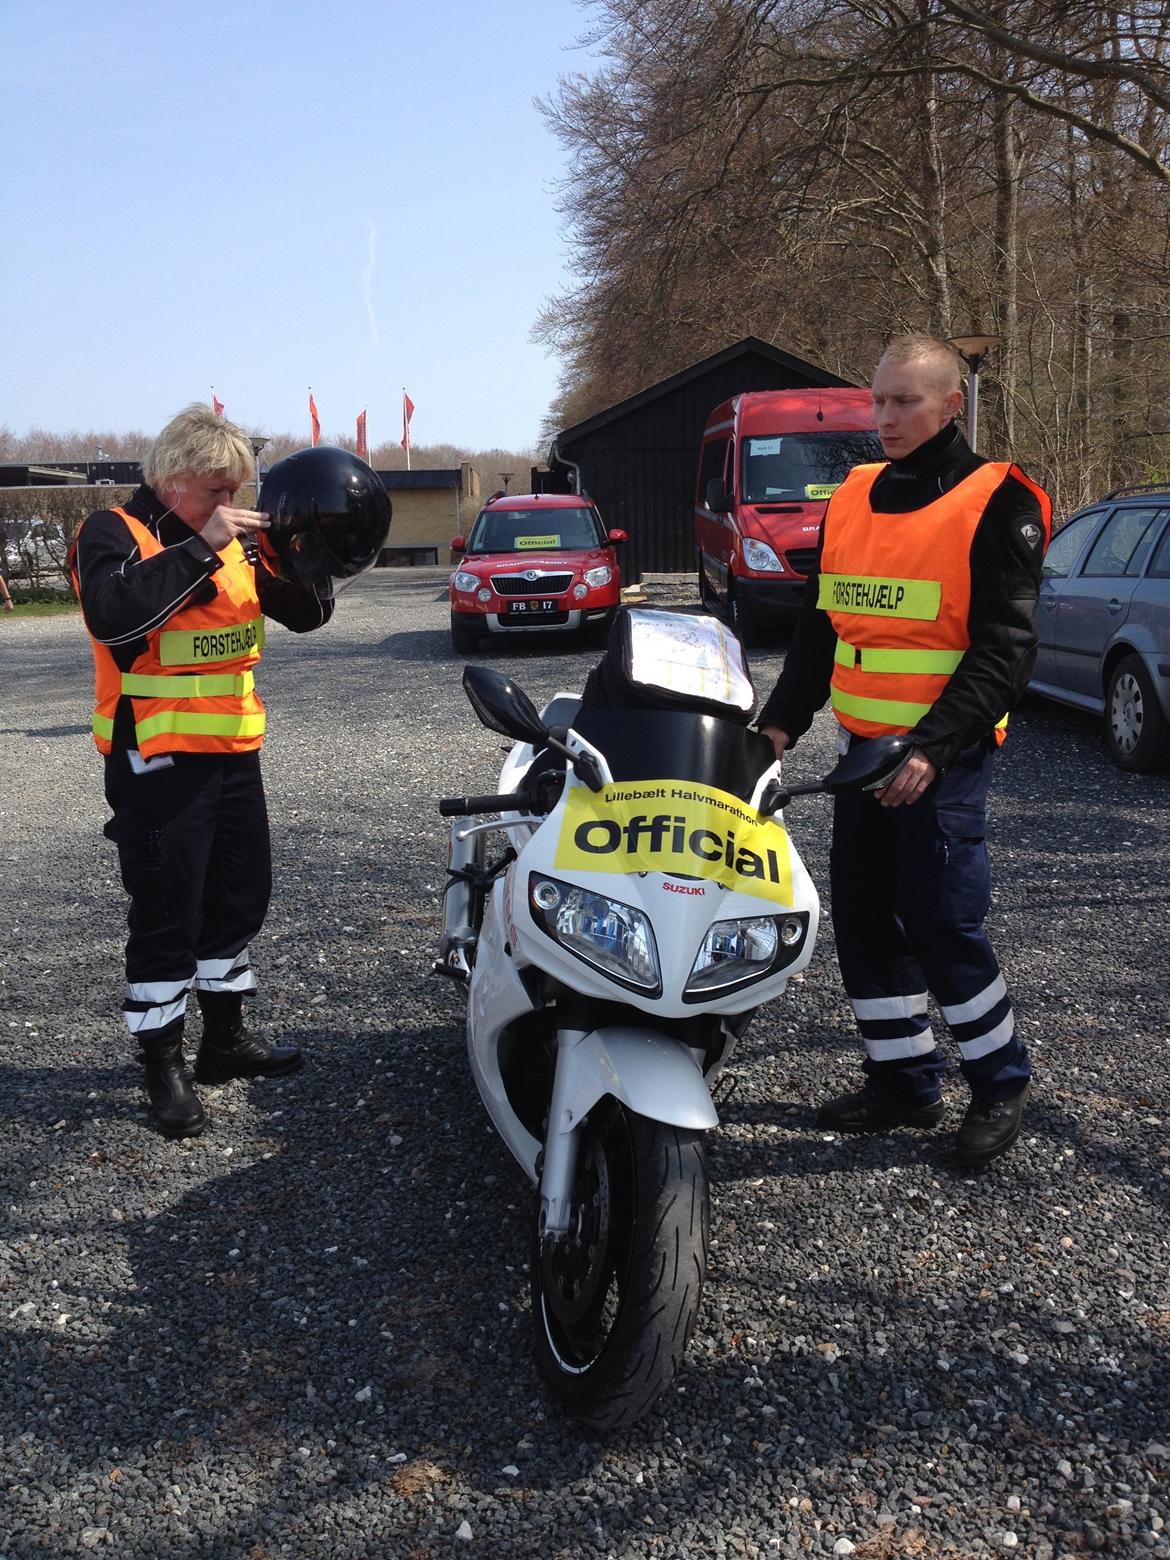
[876,747,937,807]
[760,724,790,762]
[199,507,270,554]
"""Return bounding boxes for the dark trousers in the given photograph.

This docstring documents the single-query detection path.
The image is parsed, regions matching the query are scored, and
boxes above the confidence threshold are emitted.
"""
[828,739,1031,1104]
[102,751,271,1043]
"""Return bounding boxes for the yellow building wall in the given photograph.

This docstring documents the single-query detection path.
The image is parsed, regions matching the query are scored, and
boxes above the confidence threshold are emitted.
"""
[380,463,482,562]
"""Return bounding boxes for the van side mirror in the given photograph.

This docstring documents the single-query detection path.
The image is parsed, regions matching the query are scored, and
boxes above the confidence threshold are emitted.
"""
[705,478,731,514]
[608,529,628,545]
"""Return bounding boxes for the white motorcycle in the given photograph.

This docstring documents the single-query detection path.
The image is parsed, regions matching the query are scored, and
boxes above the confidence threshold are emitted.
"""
[434,634,909,1430]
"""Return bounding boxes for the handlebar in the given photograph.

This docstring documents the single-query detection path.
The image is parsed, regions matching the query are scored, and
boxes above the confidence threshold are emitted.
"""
[438,791,528,817]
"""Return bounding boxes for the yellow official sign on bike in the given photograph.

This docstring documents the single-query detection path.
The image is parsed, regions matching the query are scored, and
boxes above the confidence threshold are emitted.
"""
[555,779,793,904]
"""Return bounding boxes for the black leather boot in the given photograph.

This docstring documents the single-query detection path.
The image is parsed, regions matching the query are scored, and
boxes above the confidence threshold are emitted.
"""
[955,1081,1032,1166]
[139,1021,206,1138]
[194,990,303,1084]
[817,1086,946,1133]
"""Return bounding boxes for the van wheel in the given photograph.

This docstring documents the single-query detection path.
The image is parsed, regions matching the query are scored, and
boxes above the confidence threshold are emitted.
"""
[1106,655,1170,771]
[697,554,713,609]
[450,615,479,656]
[727,584,753,646]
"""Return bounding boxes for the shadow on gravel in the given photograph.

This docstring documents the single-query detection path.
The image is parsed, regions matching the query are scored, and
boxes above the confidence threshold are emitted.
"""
[0,723,91,739]
[0,1027,550,1551]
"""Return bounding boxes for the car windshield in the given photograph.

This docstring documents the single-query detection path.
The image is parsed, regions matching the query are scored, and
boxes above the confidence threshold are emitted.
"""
[467,506,603,554]
[573,708,775,801]
[741,431,884,502]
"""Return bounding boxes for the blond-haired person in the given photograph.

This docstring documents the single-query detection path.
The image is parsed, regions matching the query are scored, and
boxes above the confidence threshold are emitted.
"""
[71,404,331,1137]
[758,335,1051,1166]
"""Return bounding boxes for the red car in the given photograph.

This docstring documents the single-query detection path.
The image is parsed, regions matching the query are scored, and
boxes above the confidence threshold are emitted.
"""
[448,492,626,654]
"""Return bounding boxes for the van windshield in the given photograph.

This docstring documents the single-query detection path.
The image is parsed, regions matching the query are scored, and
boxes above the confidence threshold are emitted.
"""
[467,506,604,554]
[741,431,884,503]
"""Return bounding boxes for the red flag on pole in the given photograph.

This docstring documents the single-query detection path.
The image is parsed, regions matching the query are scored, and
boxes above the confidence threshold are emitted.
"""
[356,409,368,463]
[401,389,415,468]
[211,388,225,418]
[309,388,321,448]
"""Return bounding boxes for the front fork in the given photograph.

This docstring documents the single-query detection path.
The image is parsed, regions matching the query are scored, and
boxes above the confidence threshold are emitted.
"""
[539,1028,589,1241]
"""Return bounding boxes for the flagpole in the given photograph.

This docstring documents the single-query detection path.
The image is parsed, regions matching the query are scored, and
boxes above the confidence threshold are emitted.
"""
[403,386,411,471]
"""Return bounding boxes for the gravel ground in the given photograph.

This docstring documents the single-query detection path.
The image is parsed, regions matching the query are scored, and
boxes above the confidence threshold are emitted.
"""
[1,570,1168,1560]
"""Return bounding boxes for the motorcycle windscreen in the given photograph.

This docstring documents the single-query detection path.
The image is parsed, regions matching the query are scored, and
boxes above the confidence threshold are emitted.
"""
[572,708,774,799]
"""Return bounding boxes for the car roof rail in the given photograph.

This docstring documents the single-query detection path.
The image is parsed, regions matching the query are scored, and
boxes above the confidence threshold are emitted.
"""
[1102,482,1170,500]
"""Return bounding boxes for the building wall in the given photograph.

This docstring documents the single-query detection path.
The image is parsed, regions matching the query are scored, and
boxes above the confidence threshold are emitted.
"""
[379,462,483,561]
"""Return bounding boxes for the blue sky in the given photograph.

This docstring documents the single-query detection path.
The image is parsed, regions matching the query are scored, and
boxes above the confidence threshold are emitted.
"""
[1,0,601,452]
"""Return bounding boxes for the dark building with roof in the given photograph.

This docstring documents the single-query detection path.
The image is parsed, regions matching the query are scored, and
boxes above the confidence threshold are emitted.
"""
[539,338,855,579]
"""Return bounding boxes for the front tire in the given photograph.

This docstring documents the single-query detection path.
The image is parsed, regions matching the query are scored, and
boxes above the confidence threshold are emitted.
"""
[727,581,753,646]
[450,614,479,655]
[1106,654,1170,771]
[531,1101,709,1432]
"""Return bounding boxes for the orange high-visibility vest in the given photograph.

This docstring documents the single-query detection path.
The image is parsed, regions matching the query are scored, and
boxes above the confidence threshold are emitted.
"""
[74,507,267,757]
[818,462,1051,741]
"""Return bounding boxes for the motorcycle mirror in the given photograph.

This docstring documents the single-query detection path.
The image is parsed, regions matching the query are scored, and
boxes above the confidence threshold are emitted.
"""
[820,734,913,794]
[462,665,549,744]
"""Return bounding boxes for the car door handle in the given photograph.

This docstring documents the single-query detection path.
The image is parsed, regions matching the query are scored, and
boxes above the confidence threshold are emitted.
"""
[1041,598,1057,611]
[1108,598,1124,614]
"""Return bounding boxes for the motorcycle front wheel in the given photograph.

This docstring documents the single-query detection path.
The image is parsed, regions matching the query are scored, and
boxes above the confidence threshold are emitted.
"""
[530,1099,709,1431]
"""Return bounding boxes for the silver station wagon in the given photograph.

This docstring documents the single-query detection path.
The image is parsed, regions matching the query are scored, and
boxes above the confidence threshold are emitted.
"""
[1029,484,1170,772]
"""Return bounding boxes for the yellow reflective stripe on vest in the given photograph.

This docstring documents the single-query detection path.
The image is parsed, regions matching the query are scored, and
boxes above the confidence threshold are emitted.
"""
[133,711,267,745]
[93,713,115,740]
[834,640,964,675]
[819,574,941,620]
[158,617,265,667]
[120,670,257,698]
[831,686,933,727]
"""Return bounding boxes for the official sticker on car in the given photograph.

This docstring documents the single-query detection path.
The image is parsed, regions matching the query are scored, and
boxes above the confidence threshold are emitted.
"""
[555,780,794,904]
[515,535,560,550]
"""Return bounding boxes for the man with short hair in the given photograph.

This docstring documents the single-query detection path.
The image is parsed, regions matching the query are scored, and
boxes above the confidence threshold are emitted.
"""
[758,333,1050,1165]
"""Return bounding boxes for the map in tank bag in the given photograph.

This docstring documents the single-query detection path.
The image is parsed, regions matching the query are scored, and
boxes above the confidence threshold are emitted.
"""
[555,779,794,903]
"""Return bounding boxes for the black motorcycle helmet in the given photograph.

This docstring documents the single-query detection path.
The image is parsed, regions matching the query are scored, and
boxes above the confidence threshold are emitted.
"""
[257,446,391,599]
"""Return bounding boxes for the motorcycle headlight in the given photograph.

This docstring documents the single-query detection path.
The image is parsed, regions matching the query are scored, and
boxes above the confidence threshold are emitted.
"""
[742,538,785,573]
[529,873,660,993]
[584,565,612,588]
[684,912,808,998]
[453,570,479,594]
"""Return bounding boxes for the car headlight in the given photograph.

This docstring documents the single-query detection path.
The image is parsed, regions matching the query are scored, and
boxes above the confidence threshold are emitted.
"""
[529,873,660,993]
[685,912,808,997]
[742,539,785,573]
[453,570,479,594]
[584,565,612,588]
[573,582,589,599]
[476,587,492,604]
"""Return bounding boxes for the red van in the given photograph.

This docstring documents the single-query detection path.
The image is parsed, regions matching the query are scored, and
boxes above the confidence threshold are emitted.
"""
[695,389,882,636]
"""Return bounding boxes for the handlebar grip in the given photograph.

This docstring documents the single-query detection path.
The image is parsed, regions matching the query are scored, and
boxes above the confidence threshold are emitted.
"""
[438,792,525,817]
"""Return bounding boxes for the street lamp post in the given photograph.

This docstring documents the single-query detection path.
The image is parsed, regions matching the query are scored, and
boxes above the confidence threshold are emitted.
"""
[499,471,514,495]
[249,437,269,507]
[946,334,1002,453]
